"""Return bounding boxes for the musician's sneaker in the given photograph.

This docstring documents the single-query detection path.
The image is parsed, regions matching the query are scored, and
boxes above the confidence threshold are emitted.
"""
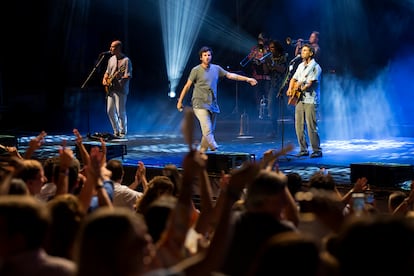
[295,151,309,157]
[210,146,219,152]
[310,151,323,158]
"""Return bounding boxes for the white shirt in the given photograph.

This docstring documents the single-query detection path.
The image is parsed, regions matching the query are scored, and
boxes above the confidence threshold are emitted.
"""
[113,182,143,210]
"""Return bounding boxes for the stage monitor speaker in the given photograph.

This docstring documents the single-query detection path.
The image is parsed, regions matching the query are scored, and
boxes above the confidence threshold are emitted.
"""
[0,135,18,148]
[206,152,255,174]
[350,162,414,187]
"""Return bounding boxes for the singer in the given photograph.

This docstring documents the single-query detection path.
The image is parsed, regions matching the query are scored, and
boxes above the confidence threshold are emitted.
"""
[176,46,257,152]
[286,44,322,158]
[102,40,132,138]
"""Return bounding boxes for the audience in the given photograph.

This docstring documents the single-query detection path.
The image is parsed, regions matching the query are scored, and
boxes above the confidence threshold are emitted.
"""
[13,159,47,196]
[0,195,76,276]
[38,154,81,202]
[161,164,181,197]
[286,171,303,197]
[45,194,85,260]
[144,194,177,243]
[246,231,327,276]
[74,206,154,276]
[219,168,299,276]
[7,178,30,195]
[106,158,145,210]
[2,127,414,276]
[74,149,260,276]
[135,175,175,215]
[330,214,414,276]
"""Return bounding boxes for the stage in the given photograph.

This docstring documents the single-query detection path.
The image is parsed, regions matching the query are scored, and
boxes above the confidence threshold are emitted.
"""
[9,116,414,193]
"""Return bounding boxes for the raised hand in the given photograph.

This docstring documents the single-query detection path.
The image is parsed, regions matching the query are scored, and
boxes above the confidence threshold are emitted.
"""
[260,143,294,170]
[24,130,47,159]
[181,107,195,150]
[73,128,83,144]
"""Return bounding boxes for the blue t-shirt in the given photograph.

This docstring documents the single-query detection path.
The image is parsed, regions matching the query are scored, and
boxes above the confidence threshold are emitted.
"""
[88,180,114,212]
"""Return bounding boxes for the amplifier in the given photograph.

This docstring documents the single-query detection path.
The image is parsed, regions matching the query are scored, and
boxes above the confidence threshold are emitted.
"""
[350,162,413,187]
[206,152,255,174]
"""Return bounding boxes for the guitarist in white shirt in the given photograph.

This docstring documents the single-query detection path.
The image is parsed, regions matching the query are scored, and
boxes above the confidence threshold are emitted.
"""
[286,44,322,158]
[102,40,132,138]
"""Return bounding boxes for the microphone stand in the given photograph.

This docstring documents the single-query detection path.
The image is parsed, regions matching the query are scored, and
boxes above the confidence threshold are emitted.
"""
[277,60,296,161]
[80,54,106,137]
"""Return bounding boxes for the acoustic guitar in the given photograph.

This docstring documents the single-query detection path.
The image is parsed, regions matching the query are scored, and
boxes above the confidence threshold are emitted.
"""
[287,81,303,106]
[104,64,126,95]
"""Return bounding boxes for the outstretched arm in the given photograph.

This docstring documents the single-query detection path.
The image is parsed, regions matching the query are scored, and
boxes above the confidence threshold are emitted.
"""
[225,72,257,86]
[73,129,90,167]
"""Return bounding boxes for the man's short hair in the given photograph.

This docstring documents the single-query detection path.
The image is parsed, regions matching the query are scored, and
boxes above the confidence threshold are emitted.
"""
[245,170,287,208]
[199,46,213,57]
[303,44,315,57]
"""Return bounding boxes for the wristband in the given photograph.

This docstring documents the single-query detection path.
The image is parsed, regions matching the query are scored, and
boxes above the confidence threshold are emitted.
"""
[96,184,104,189]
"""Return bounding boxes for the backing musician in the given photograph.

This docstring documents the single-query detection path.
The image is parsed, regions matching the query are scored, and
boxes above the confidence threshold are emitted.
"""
[247,33,271,119]
[294,31,320,61]
[264,40,288,138]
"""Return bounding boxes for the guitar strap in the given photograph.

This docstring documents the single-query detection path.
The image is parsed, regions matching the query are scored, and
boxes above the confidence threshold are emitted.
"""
[302,60,317,85]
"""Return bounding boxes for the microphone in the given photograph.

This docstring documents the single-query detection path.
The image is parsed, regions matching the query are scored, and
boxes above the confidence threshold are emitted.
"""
[258,52,272,63]
[290,54,302,63]
[99,51,111,56]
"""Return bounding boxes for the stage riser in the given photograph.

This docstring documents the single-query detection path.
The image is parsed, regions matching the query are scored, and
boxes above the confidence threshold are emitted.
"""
[0,135,18,148]
[350,163,414,188]
[206,152,255,174]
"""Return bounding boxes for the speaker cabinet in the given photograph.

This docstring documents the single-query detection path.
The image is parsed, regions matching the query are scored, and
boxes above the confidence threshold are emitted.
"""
[206,152,255,174]
[0,135,17,148]
[350,162,413,187]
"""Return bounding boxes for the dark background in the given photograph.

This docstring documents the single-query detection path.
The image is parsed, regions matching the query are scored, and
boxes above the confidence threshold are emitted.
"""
[1,0,413,138]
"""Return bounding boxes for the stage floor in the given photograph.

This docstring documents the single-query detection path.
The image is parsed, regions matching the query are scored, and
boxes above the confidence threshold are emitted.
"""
[14,127,414,191]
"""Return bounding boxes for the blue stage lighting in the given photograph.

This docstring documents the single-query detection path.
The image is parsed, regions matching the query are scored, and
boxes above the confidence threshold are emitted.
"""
[159,0,211,98]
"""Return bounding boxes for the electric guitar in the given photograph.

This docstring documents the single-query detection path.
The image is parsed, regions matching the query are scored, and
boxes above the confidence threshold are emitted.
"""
[104,64,126,95]
[287,81,304,106]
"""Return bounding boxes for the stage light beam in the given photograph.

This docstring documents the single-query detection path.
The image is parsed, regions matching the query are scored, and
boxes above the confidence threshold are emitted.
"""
[159,0,211,98]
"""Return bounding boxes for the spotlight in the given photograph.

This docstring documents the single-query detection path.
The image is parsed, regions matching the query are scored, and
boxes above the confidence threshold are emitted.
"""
[168,91,176,98]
